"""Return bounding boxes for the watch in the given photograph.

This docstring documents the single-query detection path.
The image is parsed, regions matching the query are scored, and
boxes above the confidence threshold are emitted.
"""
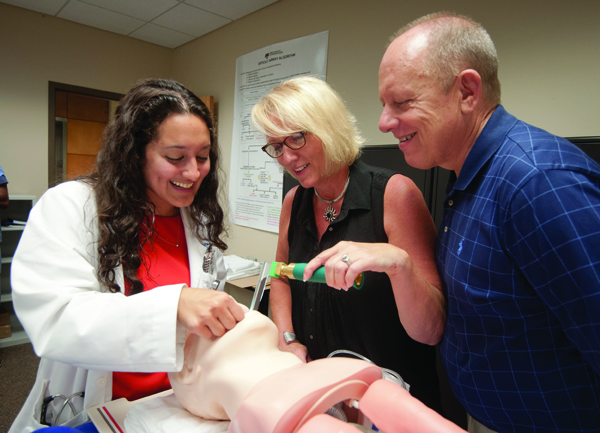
[283,331,298,344]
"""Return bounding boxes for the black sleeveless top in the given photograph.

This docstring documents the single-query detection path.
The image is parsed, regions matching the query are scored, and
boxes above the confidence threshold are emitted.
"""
[287,160,442,412]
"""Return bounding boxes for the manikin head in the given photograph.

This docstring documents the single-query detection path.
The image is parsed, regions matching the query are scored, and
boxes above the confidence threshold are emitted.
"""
[168,310,302,421]
[168,309,465,433]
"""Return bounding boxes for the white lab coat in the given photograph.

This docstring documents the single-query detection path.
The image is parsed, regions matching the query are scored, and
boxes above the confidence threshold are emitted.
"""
[9,181,226,433]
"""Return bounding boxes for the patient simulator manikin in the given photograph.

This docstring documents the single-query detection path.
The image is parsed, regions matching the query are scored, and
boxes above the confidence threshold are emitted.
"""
[168,308,466,433]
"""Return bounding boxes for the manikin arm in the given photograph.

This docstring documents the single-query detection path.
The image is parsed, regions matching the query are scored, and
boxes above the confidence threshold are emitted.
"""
[297,379,467,433]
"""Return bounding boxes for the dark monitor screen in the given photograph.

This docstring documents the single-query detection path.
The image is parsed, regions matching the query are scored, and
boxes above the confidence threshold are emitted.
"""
[282,137,600,229]
[567,136,600,164]
[282,144,434,209]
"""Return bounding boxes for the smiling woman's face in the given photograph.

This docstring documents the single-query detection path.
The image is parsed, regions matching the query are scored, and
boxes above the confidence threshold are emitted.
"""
[143,113,211,216]
[273,132,328,190]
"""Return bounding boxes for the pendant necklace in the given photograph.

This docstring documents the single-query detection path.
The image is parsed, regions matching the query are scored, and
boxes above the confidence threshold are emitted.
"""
[314,175,350,222]
[152,215,181,247]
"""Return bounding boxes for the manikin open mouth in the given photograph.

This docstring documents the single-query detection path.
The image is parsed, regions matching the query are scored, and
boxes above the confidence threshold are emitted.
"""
[399,132,416,143]
[171,181,193,189]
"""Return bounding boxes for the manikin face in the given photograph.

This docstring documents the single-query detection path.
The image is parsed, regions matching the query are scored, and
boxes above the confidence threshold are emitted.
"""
[272,132,329,191]
[143,113,211,216]
[169,310,302,421]
[378,28,463,172]
[169,309,384,431]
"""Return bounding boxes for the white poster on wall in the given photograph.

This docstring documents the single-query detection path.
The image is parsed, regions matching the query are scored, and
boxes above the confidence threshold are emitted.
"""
[228,31,329,233]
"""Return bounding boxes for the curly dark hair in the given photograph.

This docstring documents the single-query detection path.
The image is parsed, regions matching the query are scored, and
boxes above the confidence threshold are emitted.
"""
[84,78,227,295]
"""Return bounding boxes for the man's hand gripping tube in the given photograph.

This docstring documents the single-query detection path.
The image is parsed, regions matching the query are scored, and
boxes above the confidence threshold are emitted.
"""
[270,262,364,290]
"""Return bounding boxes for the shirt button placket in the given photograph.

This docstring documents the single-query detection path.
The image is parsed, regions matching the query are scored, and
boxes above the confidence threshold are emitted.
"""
[444,198,454,233]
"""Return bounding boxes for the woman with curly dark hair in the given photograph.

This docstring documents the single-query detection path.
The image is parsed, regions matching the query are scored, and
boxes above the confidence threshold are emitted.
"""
[9,78,245,432]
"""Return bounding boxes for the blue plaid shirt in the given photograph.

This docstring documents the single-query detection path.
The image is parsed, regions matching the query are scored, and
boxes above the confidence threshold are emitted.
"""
[437,106,600,432]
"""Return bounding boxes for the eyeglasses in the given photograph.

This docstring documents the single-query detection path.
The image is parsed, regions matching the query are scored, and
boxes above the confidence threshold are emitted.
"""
[261,131,307,158]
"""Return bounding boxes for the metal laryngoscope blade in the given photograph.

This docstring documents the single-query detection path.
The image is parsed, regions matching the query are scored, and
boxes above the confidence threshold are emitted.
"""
[249,261,269,311]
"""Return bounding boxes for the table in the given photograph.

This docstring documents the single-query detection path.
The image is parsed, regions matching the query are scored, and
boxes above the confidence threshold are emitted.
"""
[225,275,270,317]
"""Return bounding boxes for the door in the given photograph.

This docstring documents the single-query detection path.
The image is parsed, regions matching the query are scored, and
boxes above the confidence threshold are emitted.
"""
[56,91,111,180]
[49,82,123,187]
[49,82,215,187]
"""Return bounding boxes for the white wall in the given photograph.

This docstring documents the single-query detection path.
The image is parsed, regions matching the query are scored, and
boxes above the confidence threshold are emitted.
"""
[0,3,173,199]
[1,0,598,263]
[172,0,600,261]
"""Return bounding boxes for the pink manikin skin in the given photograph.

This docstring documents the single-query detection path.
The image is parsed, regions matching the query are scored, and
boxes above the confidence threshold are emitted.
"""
[169,309,382,432]
[229,355,382,433]
[297,379,468,433]
[170,309,465,433]
[168,309,303,421]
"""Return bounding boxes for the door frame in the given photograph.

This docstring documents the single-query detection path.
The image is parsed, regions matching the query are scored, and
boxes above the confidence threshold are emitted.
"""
[48,82,123,187]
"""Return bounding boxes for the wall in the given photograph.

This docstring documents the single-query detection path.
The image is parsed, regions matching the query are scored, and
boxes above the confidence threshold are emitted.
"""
[173,0,600,261]
[0,3,173,199]
[1,0,598,262]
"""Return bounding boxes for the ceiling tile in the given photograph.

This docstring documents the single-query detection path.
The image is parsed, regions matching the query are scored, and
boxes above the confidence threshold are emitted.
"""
[130,23,195,49]
[58,1,145,35]
[153,3,230,38]
[0,0,68,15]
[1,0,279,48]
[80,0,179,22]
[184,0,278,20]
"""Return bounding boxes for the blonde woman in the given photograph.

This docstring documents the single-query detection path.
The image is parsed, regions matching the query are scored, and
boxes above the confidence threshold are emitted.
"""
[252,76,443,413]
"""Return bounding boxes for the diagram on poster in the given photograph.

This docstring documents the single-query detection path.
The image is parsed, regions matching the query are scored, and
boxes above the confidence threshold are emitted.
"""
[229,31,328,233]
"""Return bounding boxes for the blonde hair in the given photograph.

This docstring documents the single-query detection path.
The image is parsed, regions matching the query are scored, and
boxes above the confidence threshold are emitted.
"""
[392,12,501,106]
[251,76,364,176]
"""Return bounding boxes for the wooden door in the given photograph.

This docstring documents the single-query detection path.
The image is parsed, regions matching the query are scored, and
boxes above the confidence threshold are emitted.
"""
[56,92,109,180]
[55,93,214,181]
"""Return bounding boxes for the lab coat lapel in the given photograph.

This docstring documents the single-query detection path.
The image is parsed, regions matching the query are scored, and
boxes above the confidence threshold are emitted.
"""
[181,208,203,288]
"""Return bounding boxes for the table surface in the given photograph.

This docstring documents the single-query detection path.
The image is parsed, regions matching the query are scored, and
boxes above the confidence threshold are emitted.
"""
[227,274,270,290]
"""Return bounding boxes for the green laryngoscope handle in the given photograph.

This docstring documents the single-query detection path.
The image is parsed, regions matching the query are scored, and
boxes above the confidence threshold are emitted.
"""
[292,263,364,290]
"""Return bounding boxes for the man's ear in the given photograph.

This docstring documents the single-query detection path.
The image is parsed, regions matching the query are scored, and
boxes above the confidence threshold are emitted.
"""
[457,69,482,114]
